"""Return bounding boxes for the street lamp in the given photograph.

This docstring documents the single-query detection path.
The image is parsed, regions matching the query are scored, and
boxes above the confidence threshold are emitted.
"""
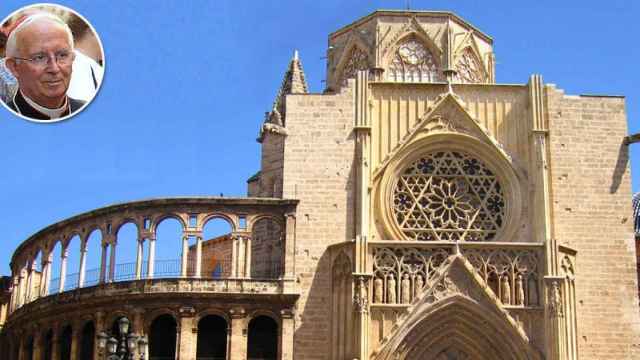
[96,317,148,360]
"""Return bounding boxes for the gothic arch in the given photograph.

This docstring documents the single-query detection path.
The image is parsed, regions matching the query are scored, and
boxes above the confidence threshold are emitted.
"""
[335,43,370,84]
[383,31,443,83]
[376,295,538,360]
[453,46,488,84]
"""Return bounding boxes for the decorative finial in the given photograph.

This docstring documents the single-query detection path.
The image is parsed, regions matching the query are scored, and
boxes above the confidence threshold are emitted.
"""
[294,49,299,61]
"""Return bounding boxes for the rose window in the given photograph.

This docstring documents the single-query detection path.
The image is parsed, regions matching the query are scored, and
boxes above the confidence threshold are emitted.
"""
[393,150,505,241]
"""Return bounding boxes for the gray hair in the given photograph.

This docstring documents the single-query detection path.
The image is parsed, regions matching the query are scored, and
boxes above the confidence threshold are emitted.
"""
[5,13,74,58]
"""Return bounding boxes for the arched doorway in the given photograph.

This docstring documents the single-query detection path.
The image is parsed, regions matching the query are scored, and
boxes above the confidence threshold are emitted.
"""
[196,315,228,360]
[42,330,52,360]
[149,314,177,359]
[247,315,278,360]
[59,325,72,360]
[79,321,95,360]
[25,335,35,360]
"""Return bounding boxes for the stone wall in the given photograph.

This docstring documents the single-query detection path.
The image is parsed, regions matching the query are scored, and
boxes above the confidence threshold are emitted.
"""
[546,86,640,358]
[281,88,356,359]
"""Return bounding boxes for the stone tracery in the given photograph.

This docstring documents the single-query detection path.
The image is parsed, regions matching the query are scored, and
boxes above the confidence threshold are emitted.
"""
[454,47,486,84]
[340,47,369,83]
[393,150,506,242]
[387,36,442,83]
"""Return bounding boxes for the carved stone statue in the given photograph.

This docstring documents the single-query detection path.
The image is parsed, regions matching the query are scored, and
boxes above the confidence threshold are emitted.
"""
[387,274,396,304]
[374,276,383,303]
[516,274,525,306]
[500,276,511,305]
[414,275,424,299]
[401,273,411,304]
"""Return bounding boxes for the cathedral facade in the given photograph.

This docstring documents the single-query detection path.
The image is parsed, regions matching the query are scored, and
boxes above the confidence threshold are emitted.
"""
[1,10,639,360]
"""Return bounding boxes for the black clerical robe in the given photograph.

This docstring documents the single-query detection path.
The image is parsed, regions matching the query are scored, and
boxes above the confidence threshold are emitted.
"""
[6,90,86,121]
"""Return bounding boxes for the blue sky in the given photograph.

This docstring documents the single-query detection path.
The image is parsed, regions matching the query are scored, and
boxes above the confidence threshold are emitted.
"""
[1,0,639,276]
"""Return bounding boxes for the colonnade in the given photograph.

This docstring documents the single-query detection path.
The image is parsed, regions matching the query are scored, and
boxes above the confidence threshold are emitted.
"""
[7,200,297,317]
[7,306,295,360]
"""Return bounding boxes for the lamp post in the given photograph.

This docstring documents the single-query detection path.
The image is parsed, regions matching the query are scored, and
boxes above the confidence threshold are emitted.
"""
[97,317,148,360]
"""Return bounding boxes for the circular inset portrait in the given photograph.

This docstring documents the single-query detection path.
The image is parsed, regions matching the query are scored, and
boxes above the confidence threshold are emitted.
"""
[0,4,104,123]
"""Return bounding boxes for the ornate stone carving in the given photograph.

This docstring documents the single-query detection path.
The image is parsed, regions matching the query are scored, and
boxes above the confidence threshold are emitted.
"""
[353,275,370,313]
[454,47,486,84]
[341,47,369,83]
[392,150,506,241]
[463,248,539,306]
[387,36,443,83]
[424,275,463,304]
[372,247,450,304]
[547,279,563,318]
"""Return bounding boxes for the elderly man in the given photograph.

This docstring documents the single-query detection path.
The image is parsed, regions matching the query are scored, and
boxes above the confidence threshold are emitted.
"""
[4,13,85,121]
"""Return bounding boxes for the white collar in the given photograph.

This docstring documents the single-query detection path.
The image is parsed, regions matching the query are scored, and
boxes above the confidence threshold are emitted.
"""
[20,90,68,119]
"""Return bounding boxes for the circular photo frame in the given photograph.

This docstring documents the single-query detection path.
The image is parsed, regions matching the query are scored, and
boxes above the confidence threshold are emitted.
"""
[0,3,105,123]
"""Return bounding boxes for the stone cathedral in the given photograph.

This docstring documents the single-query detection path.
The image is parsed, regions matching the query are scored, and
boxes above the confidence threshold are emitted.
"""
[1,9,639,360]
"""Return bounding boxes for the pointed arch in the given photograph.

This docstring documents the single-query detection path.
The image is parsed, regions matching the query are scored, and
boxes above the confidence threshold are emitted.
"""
[454,46,488,84]
[335,38,371,85]
[384,31,443,83]
[377,295,539,360]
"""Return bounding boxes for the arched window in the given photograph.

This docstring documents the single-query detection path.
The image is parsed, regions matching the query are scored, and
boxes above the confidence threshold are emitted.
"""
[387,36,441,83]
[79,321,95,360]
[41,330,52,360]
[196,315,227,360]
[59,325,72,360]
[247,316,278,360]
[149,314,177,359]
[26,335,35,360]
[454,47,486,84]
[340,46,369,83]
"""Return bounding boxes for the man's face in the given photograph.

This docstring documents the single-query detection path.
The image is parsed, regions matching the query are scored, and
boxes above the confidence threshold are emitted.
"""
[7,20,73,108]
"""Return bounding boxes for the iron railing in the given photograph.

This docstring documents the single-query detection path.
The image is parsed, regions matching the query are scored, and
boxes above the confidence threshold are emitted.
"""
[47,259,282,295]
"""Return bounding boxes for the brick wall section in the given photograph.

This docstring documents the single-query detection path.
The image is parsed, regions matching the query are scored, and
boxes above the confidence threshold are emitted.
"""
[281,88,356,359]
[187,235,233,277]
[546,86,640,359]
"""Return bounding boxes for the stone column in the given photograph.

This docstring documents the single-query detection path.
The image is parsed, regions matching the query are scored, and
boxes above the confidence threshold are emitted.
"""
[50,327,59,360]
[32,330,42,360]
[17,334,25,360]
[195,236,203,278]
[58,249,68,293]
[228,307,247,360]
[78,241,87,288]
[178,307,197,360]
[40,256,52,297]
[181,236,189,278]
[231,235,238,278]
[280,309,295,360]
[25,265,33,303]
[108,241,117,282]
[135,238,143,280]
[94,312,105,360]
[244,236,252,279]
[99,243,108,284]
[129,309,146,360]
[147,237,156,278]
[69,325,80,360]
[10,276,19,312]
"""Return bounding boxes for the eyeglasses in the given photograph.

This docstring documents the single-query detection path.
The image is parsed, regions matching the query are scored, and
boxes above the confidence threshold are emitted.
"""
[13,50,73,67]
